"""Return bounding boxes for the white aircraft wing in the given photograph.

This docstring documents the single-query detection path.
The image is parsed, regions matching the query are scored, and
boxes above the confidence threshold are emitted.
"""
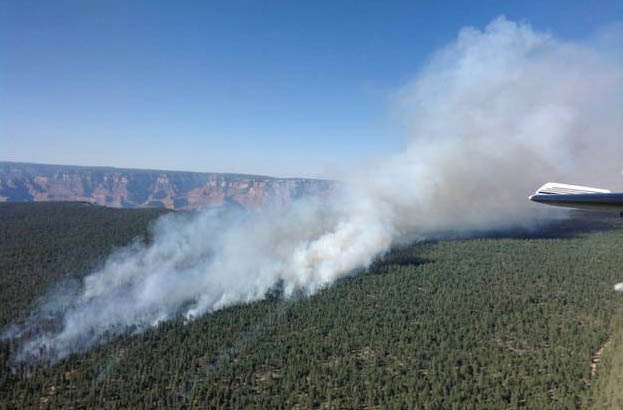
[529,182,623,212]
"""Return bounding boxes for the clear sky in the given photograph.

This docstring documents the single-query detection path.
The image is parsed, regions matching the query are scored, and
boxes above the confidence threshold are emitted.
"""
[2,0,622,177]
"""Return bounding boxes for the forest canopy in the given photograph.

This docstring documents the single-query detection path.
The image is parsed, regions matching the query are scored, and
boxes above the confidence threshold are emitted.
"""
[0,202,622,409]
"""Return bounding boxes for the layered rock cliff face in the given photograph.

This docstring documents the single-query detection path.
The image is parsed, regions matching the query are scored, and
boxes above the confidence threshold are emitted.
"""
[0,162,333,210]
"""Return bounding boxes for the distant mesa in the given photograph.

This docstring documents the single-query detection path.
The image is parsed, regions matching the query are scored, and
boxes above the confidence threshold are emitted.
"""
[0,161,333,211]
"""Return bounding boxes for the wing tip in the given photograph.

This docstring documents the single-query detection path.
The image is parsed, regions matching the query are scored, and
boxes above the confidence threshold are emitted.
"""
[535,182,611,195]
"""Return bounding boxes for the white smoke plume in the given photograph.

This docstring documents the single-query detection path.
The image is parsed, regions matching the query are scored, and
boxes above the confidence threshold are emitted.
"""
[8,17,623,361]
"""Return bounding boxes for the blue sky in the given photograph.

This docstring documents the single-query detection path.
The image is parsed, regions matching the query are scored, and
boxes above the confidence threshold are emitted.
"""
[2,0,622,177]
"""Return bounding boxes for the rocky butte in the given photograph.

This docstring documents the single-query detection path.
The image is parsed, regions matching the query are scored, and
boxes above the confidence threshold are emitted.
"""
[0,162,333,210]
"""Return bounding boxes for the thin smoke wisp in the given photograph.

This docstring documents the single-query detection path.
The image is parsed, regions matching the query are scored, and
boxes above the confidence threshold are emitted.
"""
[7,16,623,361]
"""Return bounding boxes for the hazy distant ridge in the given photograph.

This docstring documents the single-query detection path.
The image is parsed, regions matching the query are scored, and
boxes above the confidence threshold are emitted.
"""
[0,162,332,210]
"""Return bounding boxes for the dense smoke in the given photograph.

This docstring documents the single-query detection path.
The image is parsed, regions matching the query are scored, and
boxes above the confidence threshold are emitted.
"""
[8,17,623,361]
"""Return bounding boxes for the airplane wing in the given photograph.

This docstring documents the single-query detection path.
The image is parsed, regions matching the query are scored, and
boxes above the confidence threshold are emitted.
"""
[529,182,623,212]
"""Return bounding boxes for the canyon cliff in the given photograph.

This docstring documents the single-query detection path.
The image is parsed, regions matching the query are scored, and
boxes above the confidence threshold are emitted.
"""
[0,162,333,210]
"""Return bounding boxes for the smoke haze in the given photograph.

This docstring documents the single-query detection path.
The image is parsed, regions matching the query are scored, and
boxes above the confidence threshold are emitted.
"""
[8,16,623,361]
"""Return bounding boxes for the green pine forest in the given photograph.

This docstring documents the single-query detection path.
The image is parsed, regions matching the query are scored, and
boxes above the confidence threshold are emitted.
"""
[0,202,622,409]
